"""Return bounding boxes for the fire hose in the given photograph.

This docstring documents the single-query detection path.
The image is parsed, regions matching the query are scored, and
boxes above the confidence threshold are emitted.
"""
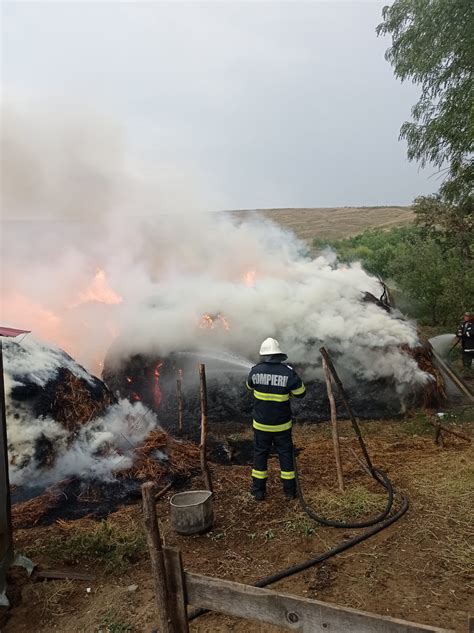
[188,348,409,621]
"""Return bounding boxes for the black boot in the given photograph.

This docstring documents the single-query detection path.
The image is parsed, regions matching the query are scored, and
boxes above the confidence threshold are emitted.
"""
[253,490,265,501]
[283,481,297,500]
[251,483,266,501]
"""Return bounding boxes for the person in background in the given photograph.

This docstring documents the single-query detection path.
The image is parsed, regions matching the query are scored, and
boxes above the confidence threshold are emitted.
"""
[456,312,474,368]
[246,338,306,501]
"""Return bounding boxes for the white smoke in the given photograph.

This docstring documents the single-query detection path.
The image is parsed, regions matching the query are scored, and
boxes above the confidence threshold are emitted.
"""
[1,101,430,486]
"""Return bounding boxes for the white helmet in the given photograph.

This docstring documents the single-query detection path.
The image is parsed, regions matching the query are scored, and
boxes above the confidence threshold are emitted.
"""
[259,337,285,356]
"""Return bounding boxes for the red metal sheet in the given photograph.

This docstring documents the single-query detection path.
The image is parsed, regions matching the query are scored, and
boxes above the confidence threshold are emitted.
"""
[0,326,31,338]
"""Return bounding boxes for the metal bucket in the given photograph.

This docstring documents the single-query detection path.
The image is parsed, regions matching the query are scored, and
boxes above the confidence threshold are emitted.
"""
[170,490,214,535]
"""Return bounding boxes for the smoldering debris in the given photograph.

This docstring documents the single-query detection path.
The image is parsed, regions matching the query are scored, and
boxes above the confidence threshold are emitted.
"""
[10,430,201,528]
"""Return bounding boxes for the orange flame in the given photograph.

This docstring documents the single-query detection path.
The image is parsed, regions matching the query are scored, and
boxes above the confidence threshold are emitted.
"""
[72,268,122,308]
[243,269,257,287]
[153,361,164,408]
[199,313,230,331]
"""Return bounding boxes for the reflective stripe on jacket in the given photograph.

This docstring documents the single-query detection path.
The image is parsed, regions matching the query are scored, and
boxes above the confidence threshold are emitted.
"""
[246,359,306,430]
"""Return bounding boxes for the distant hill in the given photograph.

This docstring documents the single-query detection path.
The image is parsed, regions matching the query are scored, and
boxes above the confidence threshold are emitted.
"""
[231,206,414,243]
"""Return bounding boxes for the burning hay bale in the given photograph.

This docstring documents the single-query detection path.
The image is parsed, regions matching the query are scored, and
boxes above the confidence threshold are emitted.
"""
[103,339,447,428]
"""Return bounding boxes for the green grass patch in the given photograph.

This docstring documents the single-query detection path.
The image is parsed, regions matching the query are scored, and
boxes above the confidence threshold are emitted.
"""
[284,514,316,536]
[97,608,133,633]
[399,413,434,436]
[28,519,147,572]
[307,485,387,521]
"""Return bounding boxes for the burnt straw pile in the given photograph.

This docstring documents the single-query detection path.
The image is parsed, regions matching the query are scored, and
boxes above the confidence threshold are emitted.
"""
[11,430,201,528]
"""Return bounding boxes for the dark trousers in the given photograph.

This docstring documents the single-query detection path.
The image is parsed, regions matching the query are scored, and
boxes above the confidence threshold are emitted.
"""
[251,429,296,494]
[462,350,473,368]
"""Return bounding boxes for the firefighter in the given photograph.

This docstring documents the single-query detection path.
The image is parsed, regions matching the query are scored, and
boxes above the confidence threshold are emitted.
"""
[246,338,306,501]
[456,312,474,368]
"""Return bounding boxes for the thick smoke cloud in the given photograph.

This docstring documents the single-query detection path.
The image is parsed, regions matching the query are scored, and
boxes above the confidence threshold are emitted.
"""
[1,102,426,381]
[1,102,428,486]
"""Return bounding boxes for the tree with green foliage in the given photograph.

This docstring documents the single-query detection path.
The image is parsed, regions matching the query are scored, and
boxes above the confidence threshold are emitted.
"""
[313,225,473,326]
[377,0,474,204]
[376,1,473,325]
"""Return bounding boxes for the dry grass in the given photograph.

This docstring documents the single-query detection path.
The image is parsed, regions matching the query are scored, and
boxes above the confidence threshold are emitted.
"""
[406,453,474,580]
[30,579,75,617]
[231,206,414,243]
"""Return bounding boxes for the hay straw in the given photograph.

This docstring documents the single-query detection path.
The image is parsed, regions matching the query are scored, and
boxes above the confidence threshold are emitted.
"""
[51,371,114,433]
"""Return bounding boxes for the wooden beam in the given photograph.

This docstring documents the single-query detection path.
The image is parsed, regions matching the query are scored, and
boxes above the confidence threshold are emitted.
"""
[176,374,184,436]
[185,572,454,633]
[33,569,94,582]
[322,357,345,492]
[141,482,173,633]
[430,349,474,403]
[163,547,189,633]
[198,364,213,492]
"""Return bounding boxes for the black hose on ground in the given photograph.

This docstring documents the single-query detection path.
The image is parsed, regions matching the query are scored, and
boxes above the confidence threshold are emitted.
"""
[188,452,408,622]
[187,491,408,622]
[253,493,409,588]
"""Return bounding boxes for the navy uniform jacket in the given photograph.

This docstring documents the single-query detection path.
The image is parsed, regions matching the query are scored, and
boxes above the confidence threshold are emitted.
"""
[457,320,474,352]
[246,359,306,432]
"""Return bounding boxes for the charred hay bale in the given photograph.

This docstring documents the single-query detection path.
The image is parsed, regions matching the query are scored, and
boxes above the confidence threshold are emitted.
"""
[5,337,117,475]
[9,363,114,435]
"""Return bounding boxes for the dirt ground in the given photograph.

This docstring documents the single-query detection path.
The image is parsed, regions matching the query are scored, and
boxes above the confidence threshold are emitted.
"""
[231,206,414,243]
[3,411,473,633]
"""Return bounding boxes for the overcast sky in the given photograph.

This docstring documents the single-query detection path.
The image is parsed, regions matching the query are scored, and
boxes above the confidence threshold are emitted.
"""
[1,1,436,210]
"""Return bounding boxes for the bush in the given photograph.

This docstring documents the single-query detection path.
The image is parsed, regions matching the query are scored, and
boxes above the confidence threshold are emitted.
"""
[313,225,472,326]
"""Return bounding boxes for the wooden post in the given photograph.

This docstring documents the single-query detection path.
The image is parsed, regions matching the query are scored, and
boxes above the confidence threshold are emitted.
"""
[322,357,344,492]
[141,482,173,633]
[430,420,471,444]
[199,364,213,492]
[433,422,443,446]
[319,347,375,475]
[163,547,190,633]
[176,372,184,436]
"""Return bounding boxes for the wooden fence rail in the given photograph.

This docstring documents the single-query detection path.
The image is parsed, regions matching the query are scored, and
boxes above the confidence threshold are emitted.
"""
[142,482,462,633]
[184,565,454,633]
